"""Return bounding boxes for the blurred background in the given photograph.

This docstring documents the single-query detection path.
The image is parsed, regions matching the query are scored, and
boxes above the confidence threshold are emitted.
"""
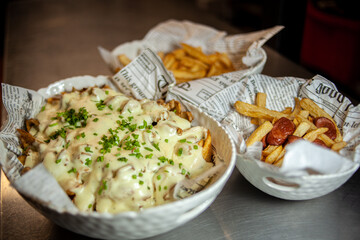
[1,0,359,102]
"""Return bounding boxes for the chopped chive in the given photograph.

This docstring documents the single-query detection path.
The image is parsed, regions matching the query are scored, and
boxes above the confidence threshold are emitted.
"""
[93,133,98,136]
[68,168,77,174]
[145,153,153,159]
[85,146,92,152]
[93,118,99,122]
[132,174,137,179]
[144,147,153,152]
[179,139,186,143]
[139,180,144,185]
[88,204,93,209]
[117,157,128,162]
[55,159,61,164]
[165,139,169,143]
[85,158,92,166]
[105,163,110,168]
[138,172,143,177]
[41,106,46,112]
[152,143,160,151]
[181,169,186,175]
[157,175,161,180]
[97,156,104,162]
[194,145,198,150]
[49,123,58,127]
[105,90,109,95]
[177,148,183,156]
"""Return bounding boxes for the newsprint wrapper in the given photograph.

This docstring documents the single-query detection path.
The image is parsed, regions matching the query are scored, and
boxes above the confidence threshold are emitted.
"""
[99,19,283,77]
[0,49,229,213]
[170,73,360,177]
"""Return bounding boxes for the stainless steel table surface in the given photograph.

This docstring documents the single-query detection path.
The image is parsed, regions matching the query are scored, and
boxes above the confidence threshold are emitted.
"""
[1,0,359,240]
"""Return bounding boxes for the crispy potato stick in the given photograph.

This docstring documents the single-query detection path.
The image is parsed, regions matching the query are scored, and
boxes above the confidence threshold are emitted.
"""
[163,53,176,69]
[299,110,310,118]
[180,56,209,70]
[172,69,206,80]
[180,43,212,64]
[293,121,311,137]
[255,92,267,125]
[303,127,329,142]
[246,121,273,146]
[118,54,132,66]
[281,107,293,114]
[202,130,212,162]
[218,53,234,69]
[331,141,347,151]
[318,134,335,147]
[265,146,283,164]
[300,98,342,142]
[295,115,317,130]
[234,101,290,122]
[273,157,284,167]
[290,98,301,117]
[172,48,186,59]
[207,64,221,77]
[262,145,278,157]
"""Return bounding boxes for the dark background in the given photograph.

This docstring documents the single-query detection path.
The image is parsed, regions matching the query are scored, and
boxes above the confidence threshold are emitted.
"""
[1,0,359,103]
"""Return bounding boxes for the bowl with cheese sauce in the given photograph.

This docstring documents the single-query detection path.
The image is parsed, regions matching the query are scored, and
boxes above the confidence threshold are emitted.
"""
[17,76,236,239]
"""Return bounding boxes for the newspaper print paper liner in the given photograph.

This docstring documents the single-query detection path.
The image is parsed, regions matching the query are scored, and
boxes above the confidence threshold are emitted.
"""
[99,19,283,77]
[0,75,236,239]
[170,73,359,200]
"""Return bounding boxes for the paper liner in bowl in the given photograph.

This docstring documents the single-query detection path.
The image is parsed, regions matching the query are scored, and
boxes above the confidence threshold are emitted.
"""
[99,20,283,78]
[0,75,236,239]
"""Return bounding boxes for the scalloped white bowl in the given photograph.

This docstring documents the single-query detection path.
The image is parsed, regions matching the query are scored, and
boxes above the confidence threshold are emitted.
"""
[18,76,236,239]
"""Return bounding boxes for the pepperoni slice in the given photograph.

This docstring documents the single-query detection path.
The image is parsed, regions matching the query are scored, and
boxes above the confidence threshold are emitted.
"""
[266,117,295,145]
[313,138,328,148]
[286,135,302,145]
[313,117,337,140]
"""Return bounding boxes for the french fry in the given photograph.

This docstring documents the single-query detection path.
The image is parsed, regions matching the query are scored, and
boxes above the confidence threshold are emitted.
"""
[290,98,301,117]
[246,121,273,146]
[118,54,131,66]
[202,130,212,162]
[163,53,176,69]
[331,141,347,151]
[255,92,267,125]
[262,145,278,157]
[180,43,212,64]
[303,127,329,142]
[234,101,290,122]
[293,121,311,137]
[318,134,335,147]
[265,146,283,164]
[300,98,342,142]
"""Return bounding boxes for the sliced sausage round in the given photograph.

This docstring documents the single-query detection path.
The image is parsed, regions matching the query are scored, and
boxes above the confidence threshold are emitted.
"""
[266,117,295,145]
[313,117,337,140]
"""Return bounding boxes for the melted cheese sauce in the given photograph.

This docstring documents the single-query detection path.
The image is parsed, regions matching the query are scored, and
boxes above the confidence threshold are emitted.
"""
[25,87,212,213]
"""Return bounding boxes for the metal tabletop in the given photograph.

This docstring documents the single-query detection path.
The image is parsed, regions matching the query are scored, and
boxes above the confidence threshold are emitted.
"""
[1,0,359,240]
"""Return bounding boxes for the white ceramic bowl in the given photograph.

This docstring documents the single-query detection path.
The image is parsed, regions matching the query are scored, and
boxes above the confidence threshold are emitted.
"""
[236,155,359,200]
[14,76,236,239]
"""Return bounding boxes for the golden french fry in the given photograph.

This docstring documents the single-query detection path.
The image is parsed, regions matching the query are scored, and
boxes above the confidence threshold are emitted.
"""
[255,92,267,125]
[303,127,329,142]
[218,52,233,69]
[282,107,293,114]
[318,134,335,147]
[265,146,283,164]
[262,145,278,157]
[293,121,311,137]
[202,130,212,162]
[300,98,342,142]
[163,53,176,69]
[299,110,310,118]
[331,141,347,151]
[118,54,132,66]
[172,48,186,59]
[234,101,290,122]
[273,156,284,167]
[290,98,301,117]
[246,121,273,146]
[172,69,206,80]
[179,56,209,70]
[180,43,212,64]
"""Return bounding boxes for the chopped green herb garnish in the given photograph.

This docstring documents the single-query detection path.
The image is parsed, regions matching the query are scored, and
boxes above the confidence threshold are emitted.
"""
[139,180,144,185]
[117,157,128,162]
[85,146,92,152]
[164,186,168,190]
[177,148,183,156]
[49,127,67,140]
[194,145,198,150]
[85,158,92,166]
[96,100,106,110]
[88,204,93,209]
[105,90,109,95]
[132,174,137,179]
[68,168,77,174]
[55,159,61,164]
[93,118,99,122]
[44,139,50,143]
[157,175,161,180]
[138,172,143,177]
[145,153,153,159]
[105,163,110,168]
[144,147,153,152]
[97,156,104,162]
[98,180,107,195]
[93,133,98,136]
[179,139,186,143]
[41,106,46,112]
[49,123,58,127]
[165,139,169,143]
[152,143,160,151]
[181,169,186,175]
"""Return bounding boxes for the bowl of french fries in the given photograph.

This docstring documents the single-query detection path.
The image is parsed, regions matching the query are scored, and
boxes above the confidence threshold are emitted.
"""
[99,20,284,84]
[0,75,236,239]
[224,74,359,200]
